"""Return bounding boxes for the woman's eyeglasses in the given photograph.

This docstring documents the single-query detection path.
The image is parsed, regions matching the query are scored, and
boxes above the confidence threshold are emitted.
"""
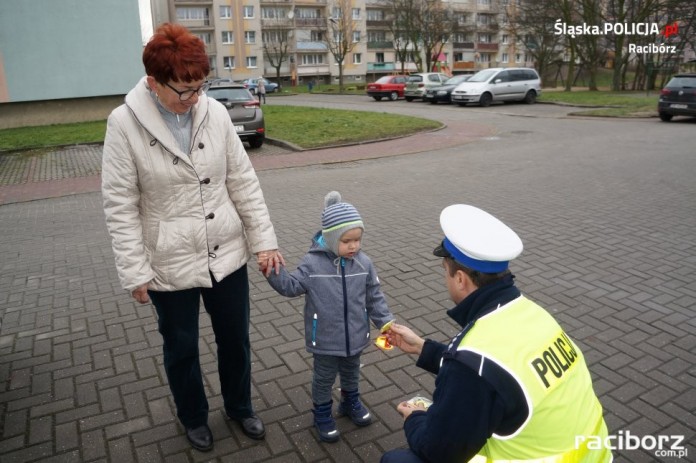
[165,81,212,101]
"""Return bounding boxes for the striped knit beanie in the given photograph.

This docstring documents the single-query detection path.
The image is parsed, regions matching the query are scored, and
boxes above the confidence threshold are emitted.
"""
[321,191,364,256]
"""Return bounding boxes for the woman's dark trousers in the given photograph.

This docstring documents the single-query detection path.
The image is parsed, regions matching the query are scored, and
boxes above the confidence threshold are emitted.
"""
[148,266,252,428]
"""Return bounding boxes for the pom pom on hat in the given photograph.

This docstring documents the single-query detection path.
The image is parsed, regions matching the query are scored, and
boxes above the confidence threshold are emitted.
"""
[321,191,364,256]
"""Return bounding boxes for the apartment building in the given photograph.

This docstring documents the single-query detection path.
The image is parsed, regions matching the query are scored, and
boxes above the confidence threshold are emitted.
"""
[160,0,531,85]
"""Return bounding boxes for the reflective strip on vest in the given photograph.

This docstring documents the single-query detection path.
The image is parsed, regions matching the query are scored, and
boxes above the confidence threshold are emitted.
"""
[458,296,612,463]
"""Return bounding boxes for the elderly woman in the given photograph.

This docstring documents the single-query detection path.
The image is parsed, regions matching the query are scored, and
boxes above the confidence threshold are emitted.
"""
[102,23,283,452]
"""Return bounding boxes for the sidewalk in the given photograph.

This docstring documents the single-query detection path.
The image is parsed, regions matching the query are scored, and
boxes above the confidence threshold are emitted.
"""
[0,112,693,463]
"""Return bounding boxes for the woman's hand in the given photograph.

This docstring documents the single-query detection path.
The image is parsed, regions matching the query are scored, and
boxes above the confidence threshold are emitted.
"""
[386,323,425,355]
[257,249,285,276]
[131,284,150,304]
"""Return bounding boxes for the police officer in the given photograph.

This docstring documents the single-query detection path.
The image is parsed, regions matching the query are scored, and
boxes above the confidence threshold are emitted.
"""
[382,205,612,463]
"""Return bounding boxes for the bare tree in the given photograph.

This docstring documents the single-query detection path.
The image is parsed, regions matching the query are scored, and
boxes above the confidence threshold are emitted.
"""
[507,1,564,85]
[263,29,292,89]
[416,0,456,73]
[383,0,418,75]
[325,0,361,92]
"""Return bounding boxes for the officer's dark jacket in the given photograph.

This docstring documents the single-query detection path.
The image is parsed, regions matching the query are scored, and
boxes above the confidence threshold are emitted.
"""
[404,275,528,462]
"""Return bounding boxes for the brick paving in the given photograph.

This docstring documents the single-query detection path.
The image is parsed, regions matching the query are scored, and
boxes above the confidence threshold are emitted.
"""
[0,106,694,463]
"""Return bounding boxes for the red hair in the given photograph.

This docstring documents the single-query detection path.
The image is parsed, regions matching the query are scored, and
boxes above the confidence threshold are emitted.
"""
[143,23,210,84]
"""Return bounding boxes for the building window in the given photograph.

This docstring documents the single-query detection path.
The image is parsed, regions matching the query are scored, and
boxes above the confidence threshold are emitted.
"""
[477,14,491,25]
[222,31,234,44]
[195,33,211,45]
[478,33,492,43]
[247,56,257,67]
[243,6,254,19]
[245,31,256,44]
[478,0,490,4]
[368,31,386,42]
[353,53,362,64]
[262,7,287,19]
[476,53,491,63]
[301,54,324,65]
[177,7,209,21]
[501,53,509,63]
[352,8,360,20]
[516,53,523,63]
[209,57,216,73]
[224,56,235,69]
[353,31,360,43]
[264,30,288,42]
[220,6,232,19]
[367,10,384,21]
[376,52,384,63]
[454,52,464,61]
[331,7,342,19]
[502,34,509,44]
[297,8,319,19]
[311,30,324,41]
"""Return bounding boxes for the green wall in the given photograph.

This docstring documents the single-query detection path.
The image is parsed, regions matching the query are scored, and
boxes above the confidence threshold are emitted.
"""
[0,0,144,102]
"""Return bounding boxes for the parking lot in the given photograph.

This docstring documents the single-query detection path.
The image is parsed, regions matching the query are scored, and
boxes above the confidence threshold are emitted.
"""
[0,95,694,462]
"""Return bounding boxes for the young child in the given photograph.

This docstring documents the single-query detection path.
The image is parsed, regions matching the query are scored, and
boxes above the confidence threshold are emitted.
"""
[266,191,395,443]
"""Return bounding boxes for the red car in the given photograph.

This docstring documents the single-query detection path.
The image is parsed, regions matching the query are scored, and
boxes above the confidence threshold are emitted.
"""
[367,75,408,101]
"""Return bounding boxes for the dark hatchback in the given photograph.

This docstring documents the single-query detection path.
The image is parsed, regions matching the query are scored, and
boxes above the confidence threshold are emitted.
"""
[424,74,472,104]
[657,73,696,122]
[206,82,265,148]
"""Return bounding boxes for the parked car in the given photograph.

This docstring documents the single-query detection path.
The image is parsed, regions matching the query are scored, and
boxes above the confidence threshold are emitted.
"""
[657,73,696,122]
[206,82,265,148]
[241,78,279,95]
[424,74,473,104]
[366,75,408,101]
[404,73,450,101]
[451,68,541,107]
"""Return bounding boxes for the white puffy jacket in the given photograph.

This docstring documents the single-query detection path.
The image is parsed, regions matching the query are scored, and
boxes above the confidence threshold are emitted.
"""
[102,77,277,292]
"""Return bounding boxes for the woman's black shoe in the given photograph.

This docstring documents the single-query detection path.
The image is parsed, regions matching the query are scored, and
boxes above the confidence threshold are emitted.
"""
[229,414,266,440]
[185,424,213,451]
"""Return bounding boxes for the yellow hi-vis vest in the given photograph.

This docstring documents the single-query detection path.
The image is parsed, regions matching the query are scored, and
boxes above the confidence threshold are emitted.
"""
[457,296,612,463]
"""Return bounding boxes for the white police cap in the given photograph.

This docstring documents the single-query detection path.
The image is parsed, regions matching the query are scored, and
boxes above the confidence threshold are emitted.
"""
[433,205,523,273]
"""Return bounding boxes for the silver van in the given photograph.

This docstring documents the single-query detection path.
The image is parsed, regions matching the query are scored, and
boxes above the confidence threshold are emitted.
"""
[450,68,541,107]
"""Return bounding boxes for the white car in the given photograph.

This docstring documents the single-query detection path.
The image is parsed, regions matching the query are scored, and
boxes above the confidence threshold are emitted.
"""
[451,68,541,107]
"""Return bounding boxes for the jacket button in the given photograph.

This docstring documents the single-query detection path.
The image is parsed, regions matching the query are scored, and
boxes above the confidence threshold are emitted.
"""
[198,142,204,149]
[200,178,210,184]
[206,213,215,220]
[213,245,219,251]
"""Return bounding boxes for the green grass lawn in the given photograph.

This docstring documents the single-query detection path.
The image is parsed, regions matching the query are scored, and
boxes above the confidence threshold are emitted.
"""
[0,106,440,152]
[539,90,658,117]
[263,106,441,148]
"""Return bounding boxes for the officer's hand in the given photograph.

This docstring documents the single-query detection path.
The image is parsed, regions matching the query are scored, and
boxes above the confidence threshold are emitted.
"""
[386,323,425,355]
[396,401,427,420]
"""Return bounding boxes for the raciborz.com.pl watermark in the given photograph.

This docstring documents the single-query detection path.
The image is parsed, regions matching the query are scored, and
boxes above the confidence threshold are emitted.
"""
[576,430,688,459]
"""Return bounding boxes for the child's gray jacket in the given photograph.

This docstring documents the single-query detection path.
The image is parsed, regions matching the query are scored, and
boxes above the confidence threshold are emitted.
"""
[267,232,394,357]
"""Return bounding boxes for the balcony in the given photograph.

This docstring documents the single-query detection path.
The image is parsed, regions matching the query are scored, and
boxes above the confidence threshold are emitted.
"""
[453,42,475,50]
[367,41,393,49]
[295,17,327,28]
[476,43,499,52]
[453,61,476,70]
[296,40,328,51]
[297,65,330,75]
[366,20,391,27]
[367,62,396,72]
[260,18,294,28]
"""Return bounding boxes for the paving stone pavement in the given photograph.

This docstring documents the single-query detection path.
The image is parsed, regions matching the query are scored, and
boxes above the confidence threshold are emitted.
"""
[0,108,694,463]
